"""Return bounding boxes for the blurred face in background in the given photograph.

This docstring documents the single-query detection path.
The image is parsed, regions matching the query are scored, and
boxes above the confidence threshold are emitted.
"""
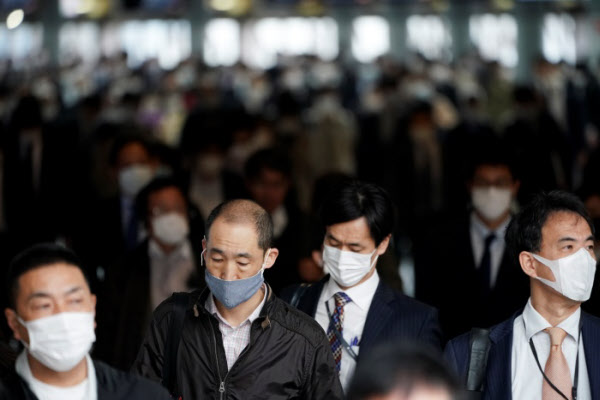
[247,168,290,214]
[147,186,190,249]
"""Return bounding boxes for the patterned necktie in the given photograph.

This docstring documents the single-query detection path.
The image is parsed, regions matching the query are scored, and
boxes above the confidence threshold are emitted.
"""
[543,327,572,400]
[327,292,352,373]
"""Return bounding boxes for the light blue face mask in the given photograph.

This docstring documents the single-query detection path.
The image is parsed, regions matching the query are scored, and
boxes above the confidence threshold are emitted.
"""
[203,249,270,309]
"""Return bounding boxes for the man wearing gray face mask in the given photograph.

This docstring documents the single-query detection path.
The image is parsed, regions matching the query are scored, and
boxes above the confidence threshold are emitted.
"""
[133,199,343,400]
[445,190,600,400]
[0,243,171,400]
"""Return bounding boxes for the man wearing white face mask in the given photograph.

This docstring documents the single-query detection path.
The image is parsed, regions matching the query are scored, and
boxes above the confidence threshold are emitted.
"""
[445,190,600,400]
[283,180,442,392]
[0,243,170,400]
[416,151,529,338]
[97,176,205,370]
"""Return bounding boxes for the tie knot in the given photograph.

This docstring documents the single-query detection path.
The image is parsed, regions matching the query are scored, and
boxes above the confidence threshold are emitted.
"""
[484,233,496,247]
[544,327,568,347]
[334,292,352,307]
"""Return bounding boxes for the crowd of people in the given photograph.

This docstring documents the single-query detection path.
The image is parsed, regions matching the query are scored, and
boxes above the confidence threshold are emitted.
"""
[0,49,600,399]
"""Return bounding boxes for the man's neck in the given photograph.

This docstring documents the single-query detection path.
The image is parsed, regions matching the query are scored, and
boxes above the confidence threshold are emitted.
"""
[530,282,581,327]
[27,353,88,387]
[215,286,265,328]
[474,210,511,231]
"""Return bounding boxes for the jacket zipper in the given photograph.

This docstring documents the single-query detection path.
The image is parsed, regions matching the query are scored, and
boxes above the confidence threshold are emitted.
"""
[208,321,226,400]
[208,318,261,400]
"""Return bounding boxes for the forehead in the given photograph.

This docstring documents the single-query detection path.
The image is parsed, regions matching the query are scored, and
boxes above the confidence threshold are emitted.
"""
[208,218,261,251]
[148,186,185,206]
[473,164,512,180]
[16,263,89,297]
[326,217,373,243]
[541,211,592,242]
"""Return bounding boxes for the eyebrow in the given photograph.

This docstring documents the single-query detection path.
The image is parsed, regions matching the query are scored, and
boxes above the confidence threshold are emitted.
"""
[26,286,85,302]
[209,247,252,259]
[326,233,362,247]
[557,236,595,243]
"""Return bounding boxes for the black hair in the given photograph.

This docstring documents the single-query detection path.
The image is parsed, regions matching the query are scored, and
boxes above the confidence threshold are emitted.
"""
[205,199,273,251]
[319,180,394,246]
[244,148,292,181]
[505,190,595,260]
[467,143,518,182]
[6,243,88,309]
[348,343,459,400]
[108,133,152,167]
[134,175,189,227]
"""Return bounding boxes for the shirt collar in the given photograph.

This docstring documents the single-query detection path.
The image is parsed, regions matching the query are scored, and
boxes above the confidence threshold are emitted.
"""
[205,284,267,328]
[522,297,581,341]
[323,270,380,311]
[148,238,192,260]
[470,211,511,239]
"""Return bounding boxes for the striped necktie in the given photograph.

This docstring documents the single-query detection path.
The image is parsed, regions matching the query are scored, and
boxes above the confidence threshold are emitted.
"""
[327,292,352,373]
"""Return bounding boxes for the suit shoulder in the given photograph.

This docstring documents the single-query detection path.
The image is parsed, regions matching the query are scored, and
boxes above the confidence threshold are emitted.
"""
[386,285,438,316]
[94,361,170,398]
[270,296,328,348]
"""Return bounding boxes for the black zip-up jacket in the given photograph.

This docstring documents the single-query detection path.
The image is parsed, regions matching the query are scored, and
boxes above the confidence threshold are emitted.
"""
[132,286,344,400]
[0,360,171,400]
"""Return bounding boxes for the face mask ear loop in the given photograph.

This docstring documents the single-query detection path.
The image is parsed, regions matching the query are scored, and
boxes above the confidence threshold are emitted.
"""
[261,249,271,272]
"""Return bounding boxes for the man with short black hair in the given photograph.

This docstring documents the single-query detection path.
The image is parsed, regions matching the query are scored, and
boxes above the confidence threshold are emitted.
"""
[445,191,600,399]
[415,149,529,338]
[282,180,441,392]
[133,199,343,399]
[348,344,459,400]
[0,243,170,400]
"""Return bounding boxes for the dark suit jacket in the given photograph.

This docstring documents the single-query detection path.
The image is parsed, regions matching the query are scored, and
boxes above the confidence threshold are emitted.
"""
[282,275,442,354]
[415,213,530,339]
[444,310,600,400]
[94,238,205,370]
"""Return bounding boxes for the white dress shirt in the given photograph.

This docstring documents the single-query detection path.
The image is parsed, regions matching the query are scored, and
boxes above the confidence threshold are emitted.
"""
[205,285,267,370]
[15,351,97,400]
[315,271,380,392]
[470,212,511,287]
[511,299,591,400]
[149,239,196,309]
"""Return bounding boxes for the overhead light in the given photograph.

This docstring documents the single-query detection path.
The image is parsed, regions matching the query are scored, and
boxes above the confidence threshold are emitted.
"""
[6,9,24,30]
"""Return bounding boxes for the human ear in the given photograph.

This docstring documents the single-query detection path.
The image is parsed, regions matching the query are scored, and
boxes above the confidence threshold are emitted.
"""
[5,308,24,341]
[264,248,279,270]
[519,251,538,278]
[376,234,391,256]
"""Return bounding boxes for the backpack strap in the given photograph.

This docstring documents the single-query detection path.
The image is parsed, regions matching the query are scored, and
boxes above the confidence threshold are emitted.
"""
[161,292,190,395]
[289,283,312,308]
[466,328,492,393]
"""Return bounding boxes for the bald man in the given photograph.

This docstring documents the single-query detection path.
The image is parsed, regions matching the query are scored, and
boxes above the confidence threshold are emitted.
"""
[133,199,343,400]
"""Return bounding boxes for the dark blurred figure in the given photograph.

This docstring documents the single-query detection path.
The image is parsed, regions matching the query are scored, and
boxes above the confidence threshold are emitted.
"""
[391,101,445,238]
[244,147,311,294]
[76,134,157,276]
[3,95,78,253]
[184,126,245,221]
[348,344,459,400]
[0,330,15,379]
[415,148,529,339]
[95,176,205,369]
[503,85,571,204]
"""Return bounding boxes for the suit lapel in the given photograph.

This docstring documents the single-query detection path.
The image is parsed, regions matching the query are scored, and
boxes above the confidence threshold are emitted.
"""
[360,281,394,353]
[582,312,600,399]
[484,316,515,400]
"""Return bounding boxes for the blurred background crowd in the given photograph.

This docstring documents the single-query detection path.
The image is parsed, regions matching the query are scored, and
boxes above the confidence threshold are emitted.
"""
[1,0,600,370]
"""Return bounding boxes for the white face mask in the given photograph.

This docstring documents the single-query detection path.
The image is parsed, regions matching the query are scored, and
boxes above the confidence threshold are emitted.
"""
[322,245,378,288]
[472,187,512,221]
[151,212,190,246]
[18,312,96,372]
[118,164,154,198]
[531,248,597,302]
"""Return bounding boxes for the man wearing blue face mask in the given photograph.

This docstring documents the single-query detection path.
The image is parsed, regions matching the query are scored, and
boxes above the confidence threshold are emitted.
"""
[445,191,600,400]
[133,199,343,399]
[282,180,442,392]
